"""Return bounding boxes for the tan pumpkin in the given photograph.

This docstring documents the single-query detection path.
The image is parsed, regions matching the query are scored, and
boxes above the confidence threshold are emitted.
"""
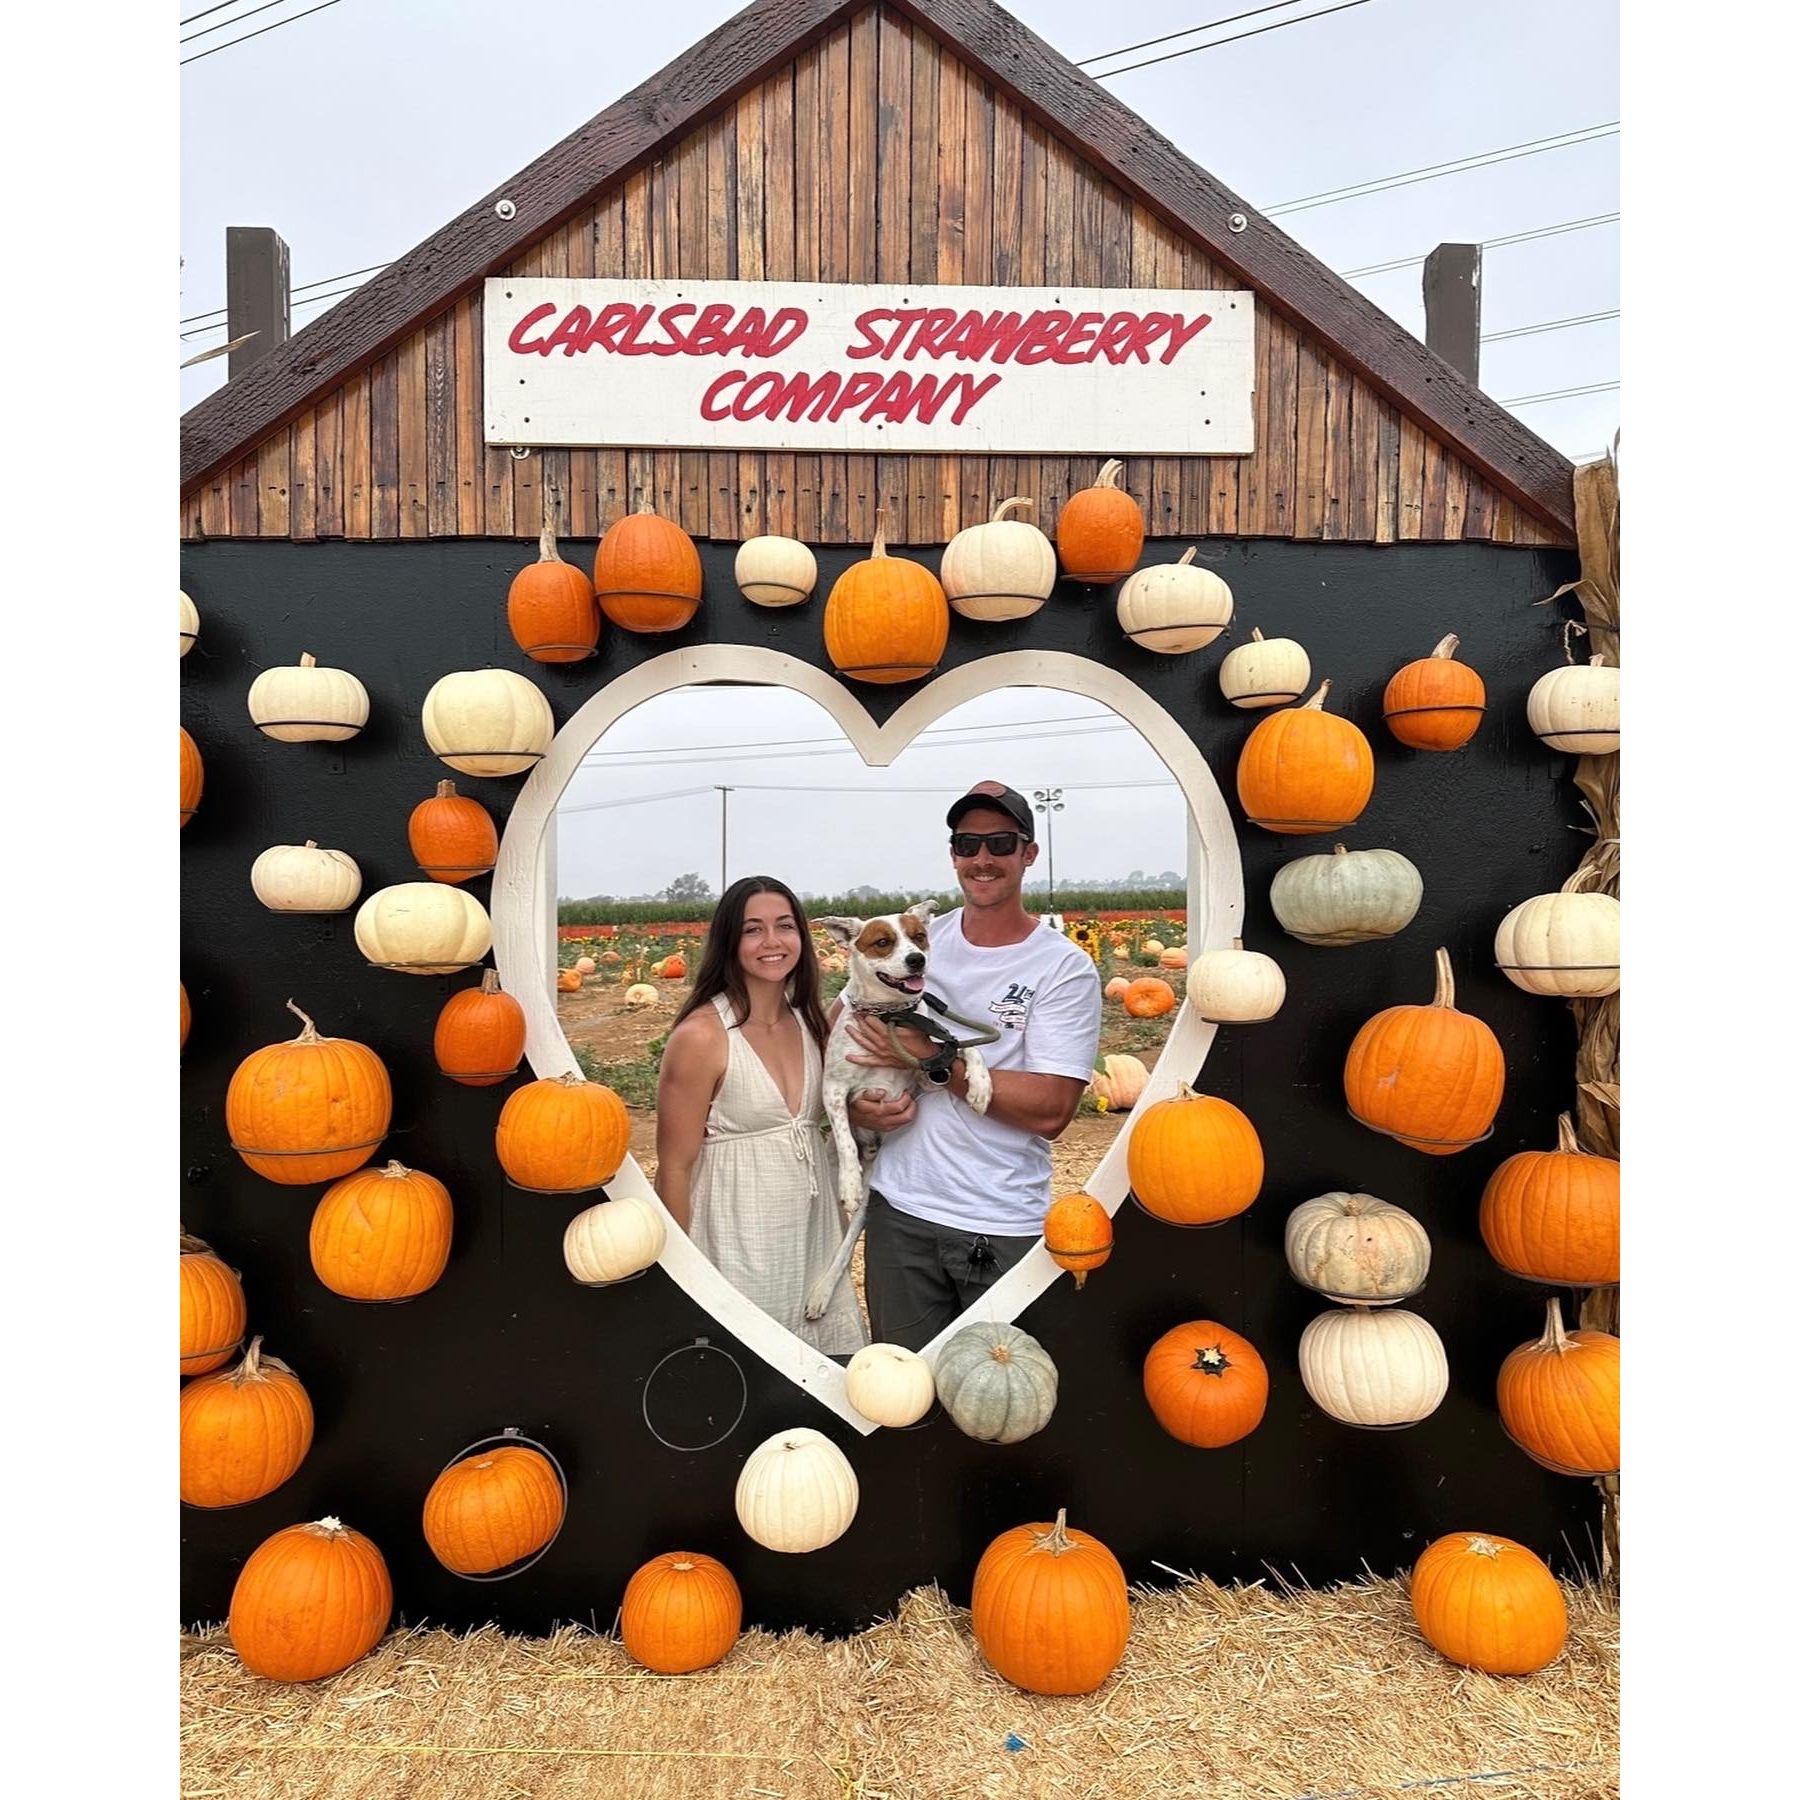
[1496,1297,1620,1476]
[247,652,370,743]
[250,840,362,915]
[408,781,498,884]
[1042,1192,1114,1288]
[734,1428,859,1552]
[1219,626,1309,709]
[1057,458,1144,583]
[1088,1053,1148,1111]
[228,1518,393,1682]
[625,982,659,1007]
[574,955,597,976]
[1103,975,1132,1002]
[354,882,492,975]
[562,1193,666,1284]
[1285,1192,1430,1305]
[823,510,949,684]
[1493,889,1620,998]
[735,534,818,607]
[310,1161,453,1301]
[422,669,555,778]
[496,1071,631,1193]
[593,503,704,633]
[1157,944,1189,970]
[1298,1306,1448,1427]
[434,969,526,1086]
[971,1510,1131,1695]
[941,496,1056,621]
[1526,654,1618,755]
[179,726,204,828]
[180,1231,246,1377]
[620,1552,743,1673]
[844,1343,936,1427]
[507,512,599,662]
[423,1443,565,1575]
[180,589,199,657]
[1187,939,1285,1022]
[1237,681,1374,834]
[1116,546,1233,653]
[1479,1113,1619,1287]
[1126,1087,1262,1226]
[179,1338,314,1509]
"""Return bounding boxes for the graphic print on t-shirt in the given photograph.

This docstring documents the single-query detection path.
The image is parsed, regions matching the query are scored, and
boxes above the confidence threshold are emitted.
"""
[988,981,1035,1030]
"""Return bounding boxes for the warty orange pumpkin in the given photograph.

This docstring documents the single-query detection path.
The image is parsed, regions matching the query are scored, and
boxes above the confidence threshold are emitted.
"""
[179,1337,315,1509]
[1043,1192,1113,1288]
[592,503,703,633]
[1237,681,1374,834]
[1496,1297,1620,1477]
[1127,1087,1263,1226]
[1142,1320,1268,1448]
[1409,1531,1567,1675]
[971,1509,1131,1694]
[433,968,526,1086]
[1056,458,1144,583]
[1479,1112,1619,1286]
[408,780,498,884]
[1121,976,1176,1019]
[507,512,600,661]
[495,1071,630,1192]
[310,1161,453,1302]
[620,1552,743,1674]
[1383,633,1486,750]
[423,1443,565,1575]
[823,509,949,684]
[229,1518,393,1682]
[180,1231,246,1377]
[1343,948,1504,1154]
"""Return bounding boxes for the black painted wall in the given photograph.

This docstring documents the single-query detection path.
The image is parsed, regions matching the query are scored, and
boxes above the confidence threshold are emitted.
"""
[180,530,1596,1636]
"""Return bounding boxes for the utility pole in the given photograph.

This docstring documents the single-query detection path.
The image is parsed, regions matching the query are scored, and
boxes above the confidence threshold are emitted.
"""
[717,786,732,896]
[226,227,292,381]
[1032,787,1065,912]
[1423,242,1482,384]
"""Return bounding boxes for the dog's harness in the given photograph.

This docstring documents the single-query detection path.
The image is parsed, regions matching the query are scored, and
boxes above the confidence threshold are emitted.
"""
[858,988,1002,1086]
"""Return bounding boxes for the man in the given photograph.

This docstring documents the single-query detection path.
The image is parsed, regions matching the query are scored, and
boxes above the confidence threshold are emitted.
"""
[845,780,1102,1350]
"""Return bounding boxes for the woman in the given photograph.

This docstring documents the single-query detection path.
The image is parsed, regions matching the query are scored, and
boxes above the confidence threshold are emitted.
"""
[655,876,868,1356]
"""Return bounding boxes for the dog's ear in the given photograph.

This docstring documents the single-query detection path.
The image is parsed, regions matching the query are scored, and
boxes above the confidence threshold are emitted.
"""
[904,898,939,924]
[812,916,862,947]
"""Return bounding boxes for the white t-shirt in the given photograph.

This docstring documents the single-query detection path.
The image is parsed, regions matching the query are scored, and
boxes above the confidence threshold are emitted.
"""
[871,908,1103,1236]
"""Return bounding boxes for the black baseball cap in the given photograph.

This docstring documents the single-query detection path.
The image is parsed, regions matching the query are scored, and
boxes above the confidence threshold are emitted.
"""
[946,780,1036,840]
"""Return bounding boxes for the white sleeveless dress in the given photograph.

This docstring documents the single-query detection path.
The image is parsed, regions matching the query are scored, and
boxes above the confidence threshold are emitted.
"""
[686,995,868,1356]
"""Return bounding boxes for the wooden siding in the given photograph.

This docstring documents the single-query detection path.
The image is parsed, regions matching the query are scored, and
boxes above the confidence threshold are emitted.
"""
[179,8,1562,550]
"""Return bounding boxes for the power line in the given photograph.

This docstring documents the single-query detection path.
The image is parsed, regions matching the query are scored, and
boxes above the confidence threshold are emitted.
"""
[1500,380,1619,408]
[559,776,1178,816]
[1264,123,1619,218]
[180,275,381,343]
[180,1,249,22]
[1481,308,1618,344]
[181,260,391,328]
[182,0,297,44]
[1338,212,1619,279]
[1077,2,1304,66]
[181,0,346,68]
[1092,0,1372,80]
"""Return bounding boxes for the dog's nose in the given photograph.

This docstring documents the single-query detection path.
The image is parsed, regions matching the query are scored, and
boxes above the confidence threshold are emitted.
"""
[905,952,925,971]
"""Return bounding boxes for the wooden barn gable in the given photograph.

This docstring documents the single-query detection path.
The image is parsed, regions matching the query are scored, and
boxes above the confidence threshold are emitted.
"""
[179,0,1575,549]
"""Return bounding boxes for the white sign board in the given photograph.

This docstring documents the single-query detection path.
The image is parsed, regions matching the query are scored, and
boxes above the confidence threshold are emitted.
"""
[483,279,1254,455]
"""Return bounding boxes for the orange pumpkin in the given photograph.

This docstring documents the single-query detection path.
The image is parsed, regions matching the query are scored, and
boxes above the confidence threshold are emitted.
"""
[507,512,599,662]
[1043,1193,1113,1288]
[229,1518,393,1682]
[180,1231,246,1377]
[495,1071,631,1192]
[620,1552,743,1673]
[823,509,949,684]
[1479,1113,1619,1286]
[1127,1087,1263,1226]
[433,969,526,1087]
[1237,681,1374,834]
[557,968,582,993]
[180,980,192,1050]
[659,952,688,980]
[1142,1320,1268,1448]
[423,1444,565,1575]
[1409,1532,1567,1675]
[1383,633,1486,750]
[1344,948,1504,1155]
[310,1161,453,1302]
[592,504,703,633]
[179,726,204,828]
[1057,458,1144,584]
[1122,976,1177,1018]
[179,1337,314,1509]
[226,1001,393,1185]
[971,1509,1131,1695]
[408,780,498,884]
[1496,1298,1620,1477]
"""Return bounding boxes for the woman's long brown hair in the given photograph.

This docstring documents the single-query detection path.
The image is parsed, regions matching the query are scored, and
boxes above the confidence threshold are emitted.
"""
[671,876,830,1051]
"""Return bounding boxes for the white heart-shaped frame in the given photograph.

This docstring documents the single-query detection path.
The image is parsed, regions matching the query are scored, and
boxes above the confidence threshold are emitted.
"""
[493,647,1243,1431]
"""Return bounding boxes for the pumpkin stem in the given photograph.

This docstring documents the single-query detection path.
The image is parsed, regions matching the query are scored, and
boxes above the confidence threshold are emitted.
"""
[238,1335,264,1378]
[1333,843,1348,858]
[1301,680,1330,712]
[538,509,562,563]
[992,496,1033,522]
[1072,1268,1088,1290]
[1193,1344,1231,1375]
[1231,936,1244,951]
[556,1070,587,1088]
[309,1517,348,1537]
[1589,652,1608,668]
[1177,546,1199,566]
[1430,948,1455,1010]
[1250,627,1265,643]
[870,507,890,559]
[1555,1112,1582,1155]
[671,1557,695,1572]
[381,1160,409,1178]
[299,652,317,668]
[1542,1296,1570,1353]
[1431,634,1461,660]
[179,1230,214,1256]
[284,998,321,1042]
[437,779,458,800]
[1095,458,1124,489]
[1037,1508,1075,1554]
[1465,1535,1501,1559]
[480,967,503,995]
[303,839,317,850]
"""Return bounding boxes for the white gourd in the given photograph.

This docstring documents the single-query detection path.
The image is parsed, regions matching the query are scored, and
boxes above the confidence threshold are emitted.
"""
[247,652,371,743]
[1298,1307,1448,1427]
[1115,546,1233,653]
[250,840,363,915]
[1188,938,1286,1022]
[734,1427,859,1552]
[1526,654,1619,755]
[1270,844,1423,946]
[845,1344,936,1428]
[1493,890,1620,997]
[562,1194,666,1284]
[422,669,554,777]
[941,497,1057,621]
[354,882,492,975]
[1219,627,1310,709]
[180,591,199,658]
[1285,1193,1431,1305]
[624,983,659,1007]
[734,535,818,608]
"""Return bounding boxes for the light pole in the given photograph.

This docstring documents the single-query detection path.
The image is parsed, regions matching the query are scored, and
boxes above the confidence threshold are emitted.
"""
[1032,787,1064,912]
[716,786,732,896]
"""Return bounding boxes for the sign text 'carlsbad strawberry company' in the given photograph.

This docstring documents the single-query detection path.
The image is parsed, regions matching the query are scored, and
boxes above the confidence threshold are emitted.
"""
[484,280,1255,456]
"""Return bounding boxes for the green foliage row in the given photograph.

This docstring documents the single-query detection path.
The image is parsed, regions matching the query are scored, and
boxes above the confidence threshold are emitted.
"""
[558,887,1187,927]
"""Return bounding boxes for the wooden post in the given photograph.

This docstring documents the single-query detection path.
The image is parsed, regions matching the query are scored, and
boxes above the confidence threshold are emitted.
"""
[226,227,291,381]
[1423,243,1481,384]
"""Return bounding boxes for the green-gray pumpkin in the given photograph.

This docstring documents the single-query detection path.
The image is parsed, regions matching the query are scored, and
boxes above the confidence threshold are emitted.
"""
[935,1321,1058,1445]
[1270,843,1423,947]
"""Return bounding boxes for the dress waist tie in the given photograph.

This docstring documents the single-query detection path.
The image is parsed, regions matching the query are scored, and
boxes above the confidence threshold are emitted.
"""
[702,1116,820,1201]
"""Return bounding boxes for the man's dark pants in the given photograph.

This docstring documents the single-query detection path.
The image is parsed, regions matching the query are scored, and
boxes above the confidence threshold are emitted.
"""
[864,1189,1039,1350]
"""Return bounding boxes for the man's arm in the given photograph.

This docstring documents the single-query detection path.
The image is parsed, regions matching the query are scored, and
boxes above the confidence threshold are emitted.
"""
[947,1063,1087,1137]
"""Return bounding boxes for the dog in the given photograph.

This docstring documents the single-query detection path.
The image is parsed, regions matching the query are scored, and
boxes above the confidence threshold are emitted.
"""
[803,899,992,1321]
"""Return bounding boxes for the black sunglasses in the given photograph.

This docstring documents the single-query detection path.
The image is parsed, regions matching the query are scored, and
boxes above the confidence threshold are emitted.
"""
[951,830,1025,857]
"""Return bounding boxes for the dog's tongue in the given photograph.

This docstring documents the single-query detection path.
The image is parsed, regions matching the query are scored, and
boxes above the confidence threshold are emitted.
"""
[895,974,924,993]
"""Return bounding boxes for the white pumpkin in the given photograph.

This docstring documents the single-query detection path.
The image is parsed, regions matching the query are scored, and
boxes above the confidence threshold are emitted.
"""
[1219,627,1310,709]
[1270,844,1422,947]
[353,882,492,974]
[1526,654,1619,755]
[179,590,199,658]
[247,652,370,743]
[1103,976,1132,1002]
[1089,1053,1149,1110]
[845,1343,935,1428]
[734,1427,859,1553]
[1188,939,1285,1022]
[1298,1307,1448,1428]
[734,534,818,608]
[573,955,597,977]
[1493,890,1620,997]
[940,497,1057,622]
[1116,546,1234,653]
[563,1194,666,1285]
[624,983,659,1007]
[422,669,554,777]
[1142,939,1166,958]
[1285,1193,1431,1305]
[250,840,363,915]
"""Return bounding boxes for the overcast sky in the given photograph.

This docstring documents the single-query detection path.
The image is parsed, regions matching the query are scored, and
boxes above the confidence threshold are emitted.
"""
[181,0,1618,899]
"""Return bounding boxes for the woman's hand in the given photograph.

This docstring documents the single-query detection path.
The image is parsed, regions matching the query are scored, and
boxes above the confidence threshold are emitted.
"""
[844,1012,936,1069]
